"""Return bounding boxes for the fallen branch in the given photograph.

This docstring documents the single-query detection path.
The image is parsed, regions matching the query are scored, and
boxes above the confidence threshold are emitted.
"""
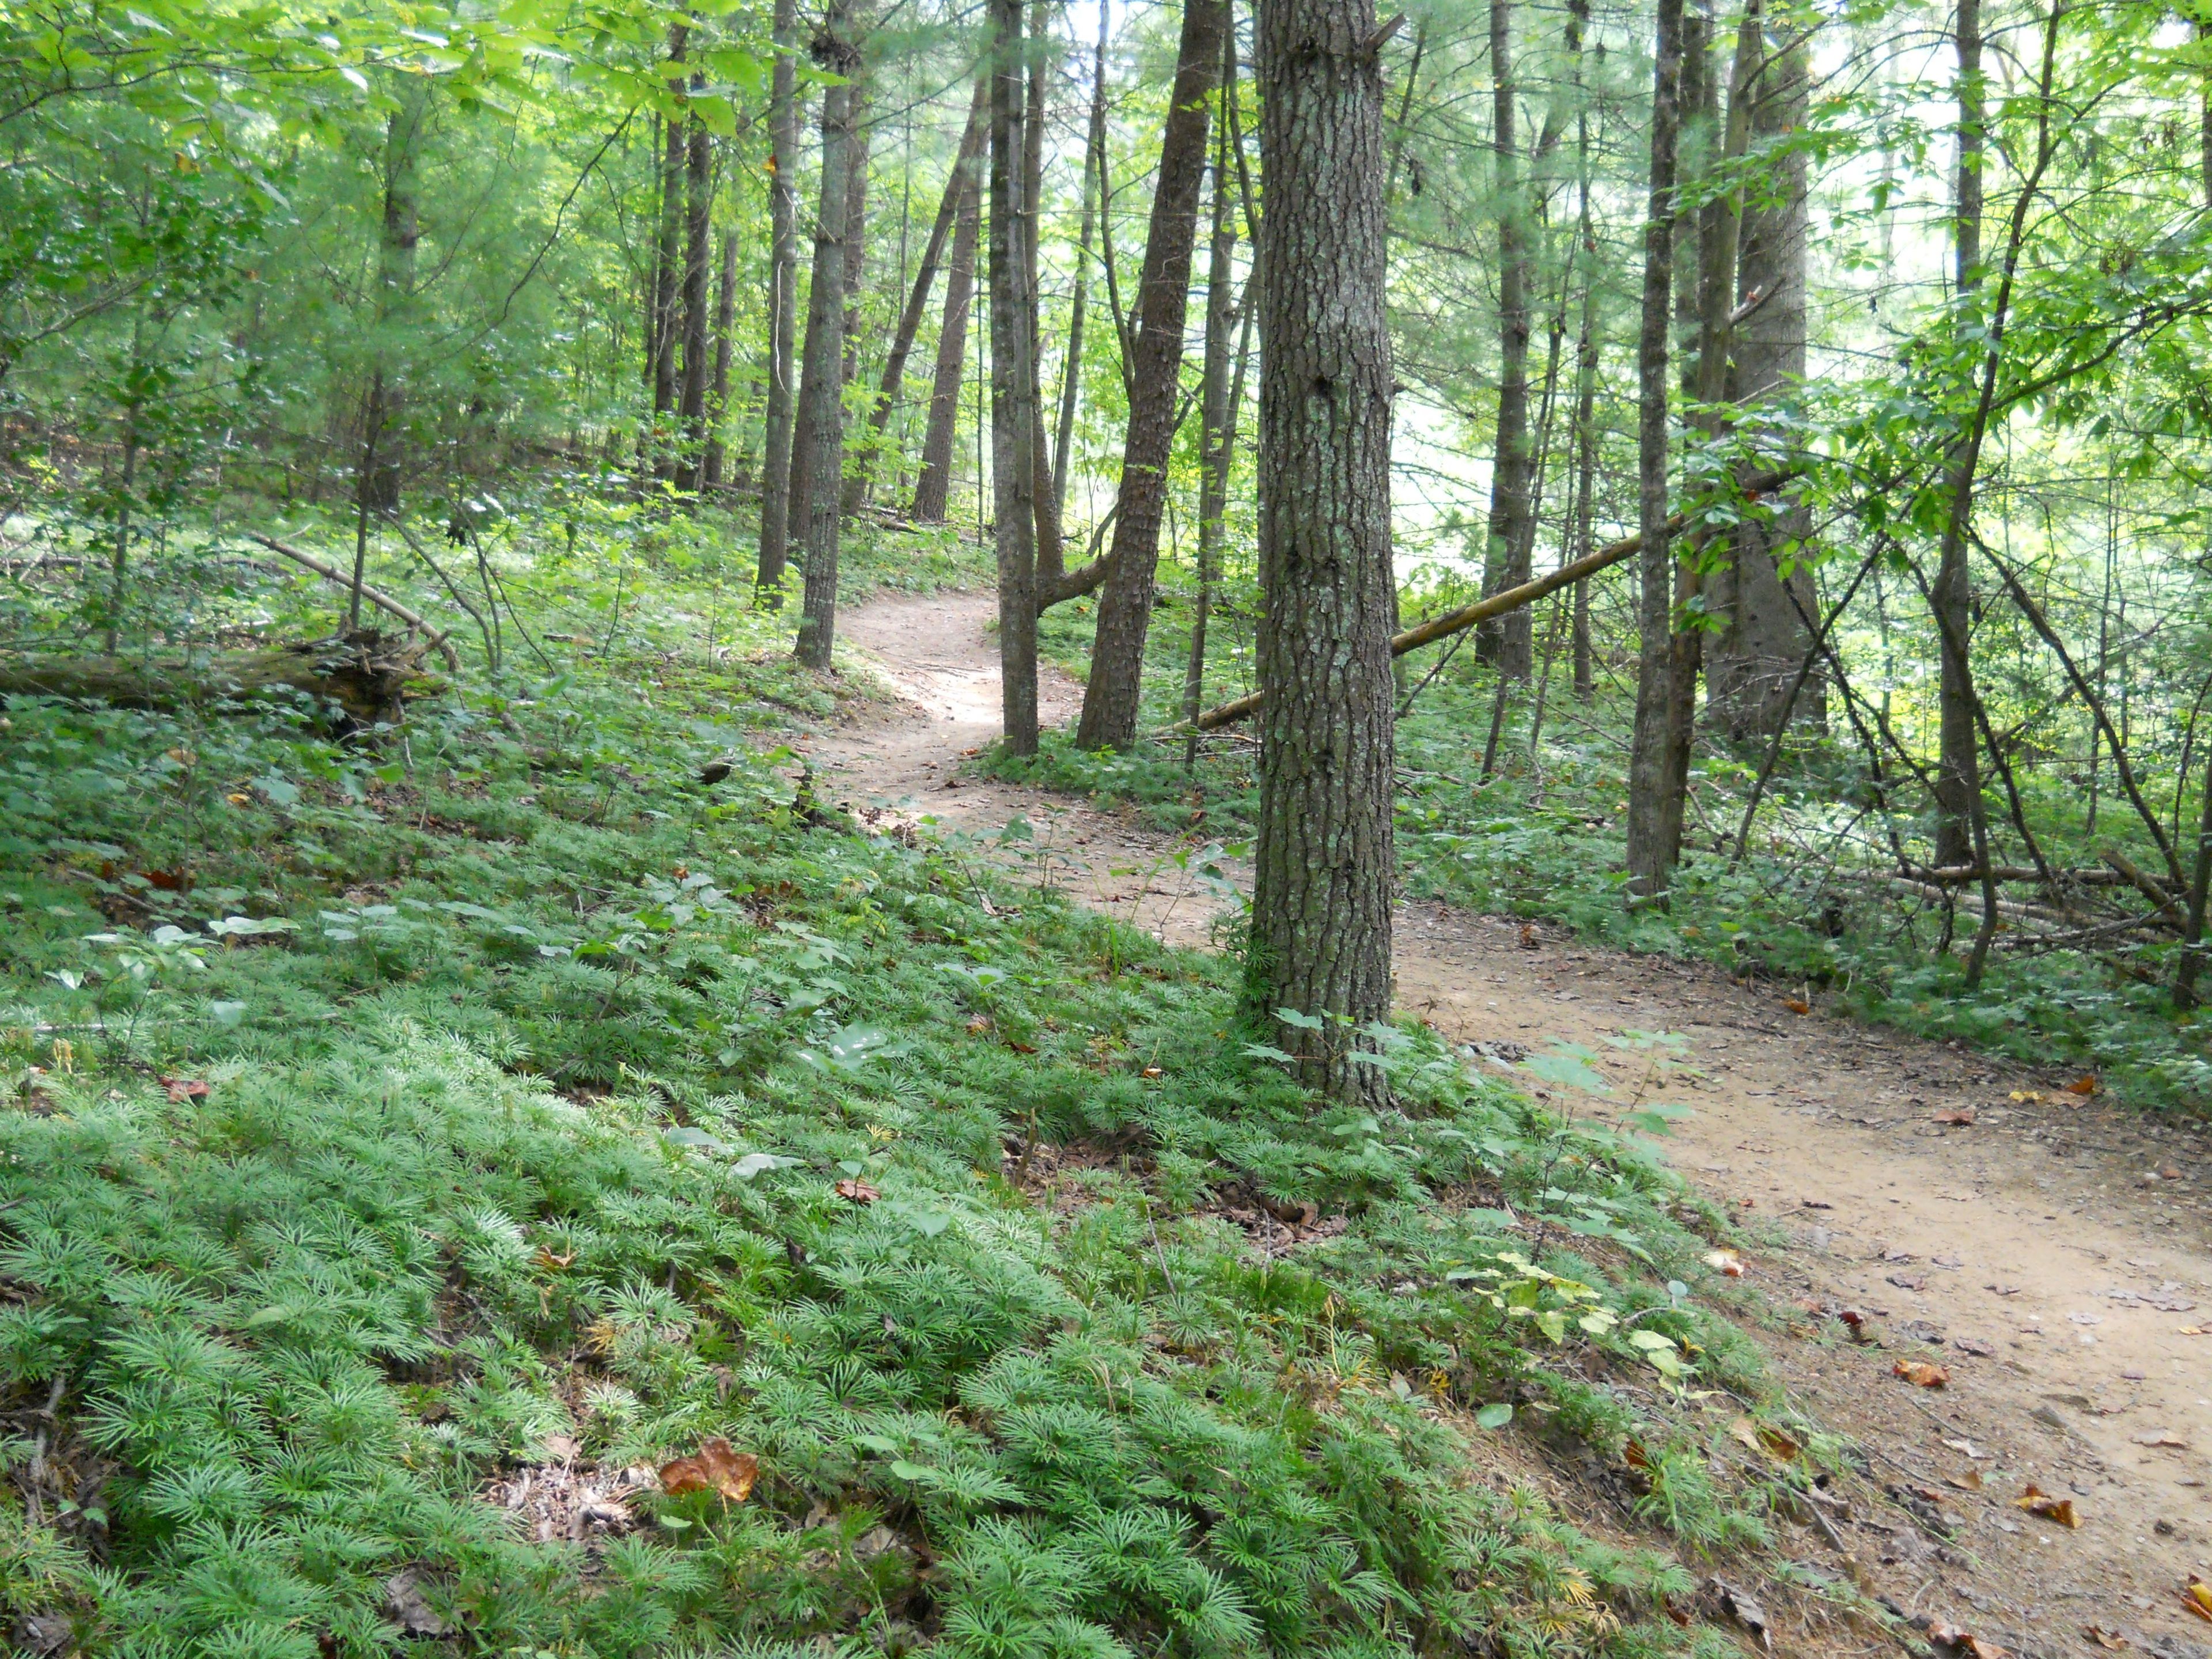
[245,532,461,671]
[1192,469,1799,730]
[0,632,440,728]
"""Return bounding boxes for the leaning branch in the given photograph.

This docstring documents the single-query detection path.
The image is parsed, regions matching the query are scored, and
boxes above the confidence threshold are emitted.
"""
[245,532,461,671]
[1192,469,1798,730]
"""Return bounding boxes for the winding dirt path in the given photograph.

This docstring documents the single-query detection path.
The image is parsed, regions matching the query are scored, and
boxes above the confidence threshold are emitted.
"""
[805,589,2212,1654]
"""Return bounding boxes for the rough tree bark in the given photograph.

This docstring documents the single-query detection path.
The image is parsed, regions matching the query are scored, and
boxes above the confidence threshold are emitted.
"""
[1706,20,1820,741]
[1249,0,1397,1106]
[1931,0,1986,869]
[911,161,981,521]
[838,70,873,395]
[704,224,739,487]
[1623,0,1685,903]
[792,58,869,534]
[988,0,1042,752]
[1054,1,1111,524]
[1073,0,1230,752]
[793,0,859,669]
[849,75,988,513]
[1567,0,1597,703]
[1183,29,1244,754]
[1024,2,1066,586]
[755,0,801,597]
[1477,0,1536,679]
[650,28,689,479]
[676,97,714,491]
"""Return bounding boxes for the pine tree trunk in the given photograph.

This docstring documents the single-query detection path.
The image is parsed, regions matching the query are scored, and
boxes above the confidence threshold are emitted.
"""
[1706,16,1819,741]
[1624,0,1684,904]
[1183,33,1243,748]
[651,28,688,480]
[839,71,873,395]
[1249,0,1396,1107]
[756,0,801,597]
[1931,0,1985,869]
[704,223,738,487]
[911,167,981,521]
[988,0,1042,752]
[1054,2,1111,525]
[363,82,427,517]
[794,0,859,669]
[1074,0,1230,752]
[1567,0,1597,704]
[1478,0,1535,680]
[677,106,714,491]
[851,77,987,514]
[1025,2,1065,585]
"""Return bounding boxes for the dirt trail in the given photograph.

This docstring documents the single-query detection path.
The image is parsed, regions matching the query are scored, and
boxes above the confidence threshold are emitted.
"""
[806,589,2212,1654]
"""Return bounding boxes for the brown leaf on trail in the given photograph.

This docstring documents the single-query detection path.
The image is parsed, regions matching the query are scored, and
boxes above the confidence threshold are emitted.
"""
[1518,923,1540,949]
[1888,1273,1929,1292]
[1623,1439,1652,1474]
[1944,1468,1984,1492]
[2009,1089,2043,1103]
[2065,1074,2099,1096]
[658,1438,757,1503]
[1893,1360,1950,1389]
[1003,1040,1038,1055]
[2181,1325,2212,1336]
[1953,1337,1997,1357]
[1728,1418,1801,1463]
[1706,1578,1772,1649]
[1139,1066,1162,1078]
[1703,1248,1745,1277]
[2082,1629,2130,1652]
[1927,1624,2009,1659]
[1800,1198,1833,1209]
[534,1247,576,1271]
[2131,1432,2188,1448]
[1933,1106,1977,1126]
[1784,998,1811,1015]
[1987,1283,2023,1297]
[2186,1577,2212,1623]
[834,1179,880,1205]
[2013,1485,2081,1528]
[160,1076,210,1103]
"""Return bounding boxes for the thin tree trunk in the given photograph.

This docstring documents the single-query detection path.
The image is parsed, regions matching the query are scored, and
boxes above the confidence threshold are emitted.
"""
[756,0,800,597]
[1250,0,1396,1106]
[1567,0,1597,704]
[850,75,988,513]
[652,28,689,480]
[1074,0,1230,752]
[988,0,1041,752]
[365,82,426,517]
[1054,0,1111,525]
[839,70,873,393]
[1183,32,1244,763]
[793,0,860,669]
[1478,0,1536,679]
[704,224,739,487]
[677,99,714,491]
[911,164,981,521]
[1623,0,1685,903]
[2177,751,2212,1008]
[1026,0,1065,586]
[1932,0,1986,869]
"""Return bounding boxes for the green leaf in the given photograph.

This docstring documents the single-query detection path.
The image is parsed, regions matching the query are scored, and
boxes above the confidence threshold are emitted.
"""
[1475,1402,1513,1430]
[852,1434,897,1455]
[887,1460,930,1481]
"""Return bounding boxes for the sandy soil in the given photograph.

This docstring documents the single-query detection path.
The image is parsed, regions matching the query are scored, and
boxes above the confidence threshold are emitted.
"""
[801,588,2212,1656]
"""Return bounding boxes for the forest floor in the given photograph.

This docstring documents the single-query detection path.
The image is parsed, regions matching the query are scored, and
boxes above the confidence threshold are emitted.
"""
[806,587,2212,1659]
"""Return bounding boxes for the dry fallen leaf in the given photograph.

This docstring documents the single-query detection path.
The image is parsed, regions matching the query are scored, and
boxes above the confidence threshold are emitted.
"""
[1944,1468,1984,1492]
[534,1246,576,1271]
[658,1438,758,1503]
[2179,1325,2211,1336]
[2082,1626,2130,1651]
[1953,1337,1997,1357]
[1703,1248,1745,1278]
[1933,1106,1977,1126]
[2186,1578,2212,1624]
[2009,1089,2043,1103]
[1927,1621,2009,1658]
[1893,1359,1950,1388]
[2065,1074,2099,1096]
[833,1179,880,1205]
[965,1015,990,1034]
[1139,1066,1163,1078]
[1623,1439,1652,1474]
[2131,1431,2188,1449]
[1706,1577,1772,1650]
[1783,998,1811,1015]
[1888,1272,1929,1291]
[2013,1485,2081,1528]
[1728,1417,1801,1463]
[160,1075,210,1103]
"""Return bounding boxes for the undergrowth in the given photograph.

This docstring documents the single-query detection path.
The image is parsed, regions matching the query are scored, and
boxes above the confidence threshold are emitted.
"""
[0,513,1835,1657]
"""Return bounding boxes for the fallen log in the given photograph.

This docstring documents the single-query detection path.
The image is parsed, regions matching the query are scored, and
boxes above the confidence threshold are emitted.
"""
[0,631,441,728]
[244,532,460,671]
[1192,469,1799,731]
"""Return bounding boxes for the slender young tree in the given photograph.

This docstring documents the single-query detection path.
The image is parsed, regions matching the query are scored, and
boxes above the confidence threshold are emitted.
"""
[1053,0,1111,524]
[911,160,981,521]
[676,92,714,491]
[1024,0,1065,584]
[1478,0,1536,679]
[850,75,987,512]
[988,0,1042,751]
[793,0,860,668]
[755,0,800,597]
[1624,0,1685,902]
[1249,0,1397,1105]
[649,26,689,479]
[704,222,739,487]
[1074,0,1230,751]
[1566,0,1599,703]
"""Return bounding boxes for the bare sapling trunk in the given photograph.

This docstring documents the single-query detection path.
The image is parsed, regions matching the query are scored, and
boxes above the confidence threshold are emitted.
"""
[793,0,860,669]
[756,0,801,598]
[911,163,981,521]
[1478,0,1536,679]
[988,0,1042,752]
[704,224,738,487]
[651,28,689,480]
[2178,750,2212,1008]
[1623,0,1685,903]
[1073,0,1231,752]
[1024,2,1065,585]
[1054,0,1111,524]
[1249,0,1398,1106]
[677,100,714,491]
[1567,0,1597,703]
[850,75,988,513]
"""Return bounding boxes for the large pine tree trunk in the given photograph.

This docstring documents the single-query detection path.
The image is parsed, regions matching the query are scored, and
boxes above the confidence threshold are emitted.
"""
[850,76,988,514]
[1183,28,1244,747]
[1624,0,1685,903]
[1931,0,1985,869]
[989,0,1042,753]
[1478,0,1535,679]
[793,0,859,669]
[911,165,981,521]
[755,0,801,598]
[1706,18,1819,741]
[677,106,714,491]
[1072,0,1230,752]
[1250,0,1396,1107]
